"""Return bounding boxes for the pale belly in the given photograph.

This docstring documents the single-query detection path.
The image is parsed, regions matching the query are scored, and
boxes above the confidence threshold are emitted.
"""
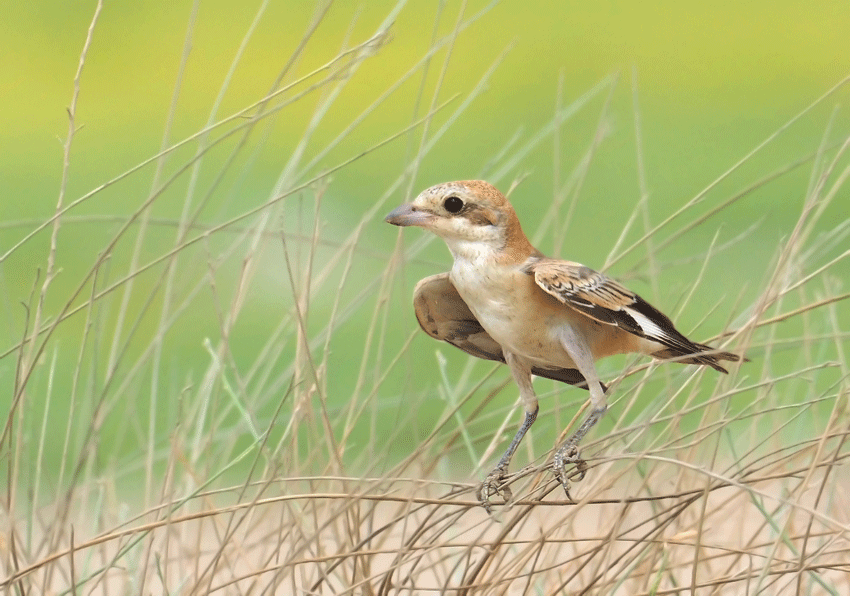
[450,260,636,367]
[450,264,578,368]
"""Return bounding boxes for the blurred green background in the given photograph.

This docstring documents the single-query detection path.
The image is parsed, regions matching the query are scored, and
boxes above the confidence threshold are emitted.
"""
[2,0,848,491]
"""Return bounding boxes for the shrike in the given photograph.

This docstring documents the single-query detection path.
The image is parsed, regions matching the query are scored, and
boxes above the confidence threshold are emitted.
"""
[386,180,741,510]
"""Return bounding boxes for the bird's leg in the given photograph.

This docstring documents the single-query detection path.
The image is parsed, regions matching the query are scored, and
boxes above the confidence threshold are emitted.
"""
[554,327,609,499]
[478,405,537,511]
[478,353,538,512]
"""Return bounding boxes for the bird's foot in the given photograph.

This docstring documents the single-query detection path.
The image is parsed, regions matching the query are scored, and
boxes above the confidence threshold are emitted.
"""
[477,465,512,513]
[552,443,588,501]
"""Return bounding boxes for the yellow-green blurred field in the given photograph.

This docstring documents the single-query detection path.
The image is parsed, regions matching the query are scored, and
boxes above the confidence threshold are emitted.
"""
[2,1,849,593]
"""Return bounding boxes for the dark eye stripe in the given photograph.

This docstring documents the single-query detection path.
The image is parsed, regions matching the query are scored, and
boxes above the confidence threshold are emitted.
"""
[463,205,497,227]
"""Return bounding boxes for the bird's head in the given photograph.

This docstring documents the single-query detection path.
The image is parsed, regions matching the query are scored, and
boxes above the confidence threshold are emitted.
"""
[385,180,536,262]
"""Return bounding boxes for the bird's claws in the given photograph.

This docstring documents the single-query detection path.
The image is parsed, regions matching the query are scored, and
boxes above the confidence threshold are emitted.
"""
[478,466,512,513]
[553,444,588,501]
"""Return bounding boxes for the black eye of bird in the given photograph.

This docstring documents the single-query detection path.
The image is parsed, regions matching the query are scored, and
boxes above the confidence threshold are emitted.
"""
[444,196,464,213]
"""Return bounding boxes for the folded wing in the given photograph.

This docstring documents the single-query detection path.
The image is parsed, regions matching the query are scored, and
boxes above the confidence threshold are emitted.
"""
[530,259,740,373]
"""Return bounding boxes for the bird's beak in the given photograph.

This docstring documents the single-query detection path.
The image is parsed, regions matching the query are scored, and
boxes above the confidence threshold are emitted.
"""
[385,203,433,227]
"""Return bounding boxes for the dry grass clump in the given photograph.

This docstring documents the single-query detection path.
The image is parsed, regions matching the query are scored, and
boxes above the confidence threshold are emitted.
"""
[3,2,849,594]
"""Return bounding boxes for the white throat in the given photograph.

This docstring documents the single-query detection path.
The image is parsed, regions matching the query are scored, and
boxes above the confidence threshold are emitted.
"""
[444,237,502,264]
[441,222,504,264]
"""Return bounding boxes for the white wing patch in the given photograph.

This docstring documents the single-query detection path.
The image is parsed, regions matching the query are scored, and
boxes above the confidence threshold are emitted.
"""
[627,308,667,341]
[530,258,741,373]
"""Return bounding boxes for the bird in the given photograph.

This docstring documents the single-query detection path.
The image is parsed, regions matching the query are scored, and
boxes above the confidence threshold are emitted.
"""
[385,180,742,511]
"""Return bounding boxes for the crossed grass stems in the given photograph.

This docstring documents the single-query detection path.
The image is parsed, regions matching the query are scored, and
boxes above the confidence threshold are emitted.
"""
[2,2,850,594]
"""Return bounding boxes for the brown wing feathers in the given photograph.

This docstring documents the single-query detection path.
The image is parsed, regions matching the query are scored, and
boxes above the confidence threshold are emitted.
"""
[412,263,739,384]
[532,260,740,373]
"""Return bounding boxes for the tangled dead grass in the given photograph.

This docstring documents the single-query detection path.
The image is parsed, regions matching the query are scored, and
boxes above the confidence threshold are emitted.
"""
[3,3,849,594]
[4,439,848,594]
